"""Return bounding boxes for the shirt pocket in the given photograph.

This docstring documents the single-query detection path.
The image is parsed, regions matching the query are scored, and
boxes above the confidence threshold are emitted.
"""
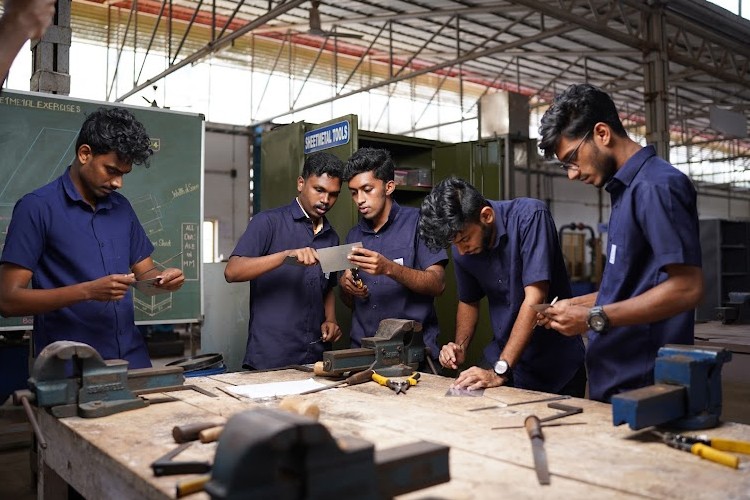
[102,237,131,274]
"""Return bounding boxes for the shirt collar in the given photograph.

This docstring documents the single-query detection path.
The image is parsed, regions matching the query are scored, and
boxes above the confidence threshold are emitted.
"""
[293,197,324,234]
[62,166,115,210]
[489,201,507,250]
[606,145,655,193]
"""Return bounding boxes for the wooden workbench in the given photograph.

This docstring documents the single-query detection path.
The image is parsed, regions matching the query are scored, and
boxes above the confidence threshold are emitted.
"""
[36,369,750,499]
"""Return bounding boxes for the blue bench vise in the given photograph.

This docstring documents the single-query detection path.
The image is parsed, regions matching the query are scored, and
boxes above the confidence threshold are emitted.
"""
[205,408,450,499]
[611,344,732,430]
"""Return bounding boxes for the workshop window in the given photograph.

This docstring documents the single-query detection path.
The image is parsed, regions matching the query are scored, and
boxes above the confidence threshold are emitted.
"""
[203,219,219,263]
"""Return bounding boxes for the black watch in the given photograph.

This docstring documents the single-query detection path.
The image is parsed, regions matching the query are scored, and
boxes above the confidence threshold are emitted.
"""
[493,359,510,376]
[587,306,610,333]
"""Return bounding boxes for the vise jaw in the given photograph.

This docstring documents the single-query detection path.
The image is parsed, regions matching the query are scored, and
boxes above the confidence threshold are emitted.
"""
[205,408,450,500]
[611,344,732,430]
[14,340,181,418]
[321,319,425,377]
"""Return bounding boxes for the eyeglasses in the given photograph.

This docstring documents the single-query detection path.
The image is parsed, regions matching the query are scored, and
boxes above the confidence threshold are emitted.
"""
[559,130,591,172]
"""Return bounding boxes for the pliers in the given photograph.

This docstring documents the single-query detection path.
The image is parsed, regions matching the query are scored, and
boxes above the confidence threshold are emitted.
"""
[372,371,420,395]
[652,431,750,469]
[351,267,363,289]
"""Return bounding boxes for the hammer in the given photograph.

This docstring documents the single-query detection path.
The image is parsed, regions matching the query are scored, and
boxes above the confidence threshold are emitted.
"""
[172,397,321,443]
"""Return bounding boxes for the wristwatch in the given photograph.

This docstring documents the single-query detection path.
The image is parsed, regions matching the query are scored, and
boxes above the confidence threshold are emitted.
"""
[587,306,610,333]
[493,359,510,376]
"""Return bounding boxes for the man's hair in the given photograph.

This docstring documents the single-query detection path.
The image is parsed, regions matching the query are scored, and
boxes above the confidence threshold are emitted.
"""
[418,176,488,250]
[344,147,394,182]
[538,83,628,159]
[76,107,153,166]
[301,151,345,179]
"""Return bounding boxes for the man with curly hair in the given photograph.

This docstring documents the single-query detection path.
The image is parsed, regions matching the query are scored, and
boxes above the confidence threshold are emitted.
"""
[419,177,585,395]
[0,107,184,368]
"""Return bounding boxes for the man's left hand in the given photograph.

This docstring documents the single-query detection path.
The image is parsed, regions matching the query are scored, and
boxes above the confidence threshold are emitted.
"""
[542,302,589,335]
[155,268,185,290]
[452,367,506,391]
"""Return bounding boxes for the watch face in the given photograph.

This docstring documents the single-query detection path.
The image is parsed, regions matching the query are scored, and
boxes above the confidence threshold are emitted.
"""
[590,314,606,331]
[493,360,509,375]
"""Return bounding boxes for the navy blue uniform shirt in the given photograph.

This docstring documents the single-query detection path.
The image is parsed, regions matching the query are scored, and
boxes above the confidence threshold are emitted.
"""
[1,167,154,368]
[231,199,339,369]
[591,146,701,402]
[453,199,585,393]
[345,202,448,357]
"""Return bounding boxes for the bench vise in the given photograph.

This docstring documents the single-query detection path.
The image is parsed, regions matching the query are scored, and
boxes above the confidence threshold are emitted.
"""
[205,408,450,500]
[319,319,425,377]
[13,340,184,418]
[612,344,732,430]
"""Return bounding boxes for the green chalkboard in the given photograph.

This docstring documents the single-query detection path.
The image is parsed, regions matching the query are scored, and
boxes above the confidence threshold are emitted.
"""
[0,90,203,329]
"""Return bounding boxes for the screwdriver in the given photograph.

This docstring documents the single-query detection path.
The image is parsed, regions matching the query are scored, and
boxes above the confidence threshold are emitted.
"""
[300,368,375,395]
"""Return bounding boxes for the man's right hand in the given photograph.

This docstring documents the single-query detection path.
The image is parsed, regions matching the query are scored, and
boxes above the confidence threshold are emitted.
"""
[286,247,319,266]
[5,0,57,39]
[439,341,466,369]
[87,273,135,301]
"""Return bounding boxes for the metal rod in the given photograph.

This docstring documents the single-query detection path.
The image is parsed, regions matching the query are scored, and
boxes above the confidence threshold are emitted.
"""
[21,396,47,449]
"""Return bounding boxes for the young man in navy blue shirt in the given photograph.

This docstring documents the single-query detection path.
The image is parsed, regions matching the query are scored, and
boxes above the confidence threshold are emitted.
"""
[225,152,345,370]
[537,83,703,402]
[419,177,586,395]
[0,107,185,368]
[339,148,448,363]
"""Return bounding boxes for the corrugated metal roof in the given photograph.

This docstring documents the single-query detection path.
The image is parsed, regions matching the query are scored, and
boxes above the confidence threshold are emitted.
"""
[65,0,750,175]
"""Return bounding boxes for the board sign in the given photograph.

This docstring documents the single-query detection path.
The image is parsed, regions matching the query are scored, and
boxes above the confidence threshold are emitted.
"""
[303,120,350,154]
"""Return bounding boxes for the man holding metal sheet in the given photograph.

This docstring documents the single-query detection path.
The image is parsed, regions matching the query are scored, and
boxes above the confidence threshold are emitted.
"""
[0,107,184,368]
[536,83,703,402]
[419,177,586,395]
[339,148,448,366]
[225,152,344,370]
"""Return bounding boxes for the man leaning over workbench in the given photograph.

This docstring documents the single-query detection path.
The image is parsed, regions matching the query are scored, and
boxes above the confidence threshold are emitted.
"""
[0,107,185,368]
[419,177,586,396]
[536,83,703,402]
[225,152,345,370]
[339,148,448,368]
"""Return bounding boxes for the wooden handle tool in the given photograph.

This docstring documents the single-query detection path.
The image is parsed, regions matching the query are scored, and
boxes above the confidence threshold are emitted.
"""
[172,421,222,443]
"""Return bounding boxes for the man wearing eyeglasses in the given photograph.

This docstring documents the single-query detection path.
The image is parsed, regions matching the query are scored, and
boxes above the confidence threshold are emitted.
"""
[537,83,703,403]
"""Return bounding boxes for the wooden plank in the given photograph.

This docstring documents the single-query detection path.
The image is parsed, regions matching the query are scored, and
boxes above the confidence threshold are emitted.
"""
[35,370,750,499]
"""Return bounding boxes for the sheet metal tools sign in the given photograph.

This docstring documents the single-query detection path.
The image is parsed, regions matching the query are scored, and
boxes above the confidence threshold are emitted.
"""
[304,120,350,154]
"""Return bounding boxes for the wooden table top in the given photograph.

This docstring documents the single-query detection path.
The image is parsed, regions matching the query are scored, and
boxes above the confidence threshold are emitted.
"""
[38,369,750,499]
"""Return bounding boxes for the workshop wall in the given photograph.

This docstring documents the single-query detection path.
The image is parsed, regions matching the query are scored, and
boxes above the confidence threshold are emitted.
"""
[203,128,251,262]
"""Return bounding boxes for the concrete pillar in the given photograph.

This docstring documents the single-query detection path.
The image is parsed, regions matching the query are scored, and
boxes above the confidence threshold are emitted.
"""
[643,2,670,161]
[30,0,72,95]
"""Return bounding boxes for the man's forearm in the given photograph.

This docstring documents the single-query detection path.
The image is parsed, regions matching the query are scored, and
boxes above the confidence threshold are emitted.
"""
[386,263,445,296]
[455,301,479,348]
